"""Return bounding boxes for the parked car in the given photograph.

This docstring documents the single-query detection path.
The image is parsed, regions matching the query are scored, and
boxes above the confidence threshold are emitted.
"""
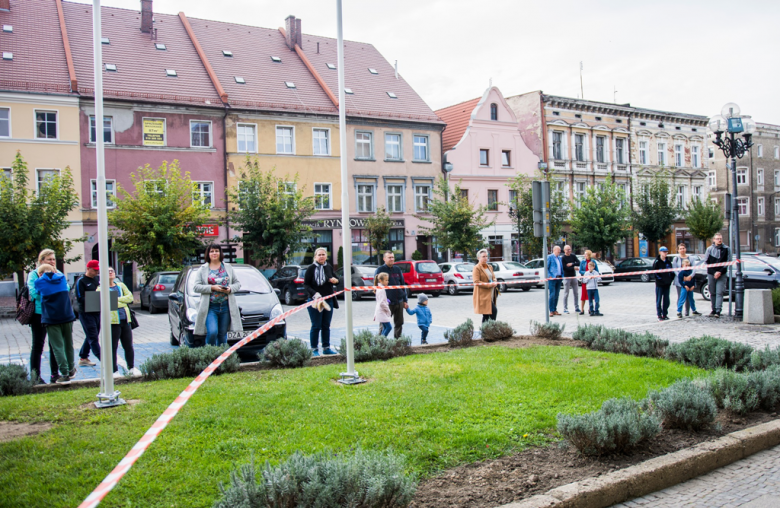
[694,255,780,301]
[167,264,286,360]
[439,262,475,295]
[489,261,538,292]
[267,265,308,305]
[520,259,545,288]
[524,257,614,286]
[393,260,443,298]
[335,265,377,300]
[613,258,655,282]
[139,271,180,313]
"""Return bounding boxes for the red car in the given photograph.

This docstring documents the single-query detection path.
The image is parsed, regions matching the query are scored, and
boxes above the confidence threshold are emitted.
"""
[393,260,443,298]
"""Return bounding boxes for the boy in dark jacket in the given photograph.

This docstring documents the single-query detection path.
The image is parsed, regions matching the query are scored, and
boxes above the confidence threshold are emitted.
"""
[652,247,674,321]
[676,258,701,318]
[33,265,77,383]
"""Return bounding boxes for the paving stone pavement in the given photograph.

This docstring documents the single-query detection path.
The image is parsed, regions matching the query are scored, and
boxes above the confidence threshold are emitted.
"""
[611,444,780,508]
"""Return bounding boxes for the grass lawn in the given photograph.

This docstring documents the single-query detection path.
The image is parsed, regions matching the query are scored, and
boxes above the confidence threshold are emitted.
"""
[0,345,702,508]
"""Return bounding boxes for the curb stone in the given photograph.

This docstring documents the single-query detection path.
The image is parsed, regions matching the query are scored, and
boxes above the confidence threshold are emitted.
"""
[496,419,780,508]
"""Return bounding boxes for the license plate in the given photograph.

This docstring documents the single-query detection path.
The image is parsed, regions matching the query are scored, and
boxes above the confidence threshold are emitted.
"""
[227,331,251,340]
[426,279,437,282]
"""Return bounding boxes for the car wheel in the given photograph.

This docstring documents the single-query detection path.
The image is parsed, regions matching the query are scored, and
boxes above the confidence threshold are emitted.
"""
[351,288,360,301]
[498,280,508,293]
[140,296,147,310]
[149,303,157,314]
[522,286,531,292]
[170,331,179,346]
[601,282,611,286]
[284,287,294,306]
[701,282,711,301]
[447,283,458,296]
[640,273,650,283]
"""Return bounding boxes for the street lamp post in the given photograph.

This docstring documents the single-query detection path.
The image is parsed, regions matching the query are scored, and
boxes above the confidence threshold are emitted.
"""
[709,103,756,321]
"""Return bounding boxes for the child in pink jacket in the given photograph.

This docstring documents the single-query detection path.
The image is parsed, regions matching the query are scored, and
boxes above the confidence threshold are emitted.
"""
[374,272,392,336]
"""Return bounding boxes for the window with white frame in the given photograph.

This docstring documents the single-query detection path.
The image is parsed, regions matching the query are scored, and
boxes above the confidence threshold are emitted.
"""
[144,179,165,196]
[758,144,764,157]
[693,185,702,201]
[190,121,211,148]
[737,167,747,185]
[575,182,586,201]
[0,107,8,137]
[385,133,402,160]
[36,169,59,192]
[775,170,780,187]
[616,138,625,164]
[709,147,715,159]
[737,197,749,216]
[501,150,511,167]
[552,131,563,160]
[675,144,683,167]
[775,146,780,159]
[596,136,606,163]
[639,140,647,165]
[357,184,375,212]
[776,228,780,247]
[414,183,431,212]
[1,167,10,182]
[355,131,373,159]
[487,189,498,211]
[555,180,569,200]
[237,123,256,153]
[278,181,296,208]
[479,149,489,166]
[574,133,584,162]
[312,128,330,156]
[758,168,764,186]
[386,184,403,212]
[192,182,213,208]
[314,183,331,210]
[708,171,716,187]
[758,196,765,216]
[413,135,429,161]
[776,198,780,216]
[508,189,518,209]
[90,179,116,208]
[89,115,113,144]
[35,110,57,139]
[692,145,700,168]
[657,142,666,165]
[276,126,294,154]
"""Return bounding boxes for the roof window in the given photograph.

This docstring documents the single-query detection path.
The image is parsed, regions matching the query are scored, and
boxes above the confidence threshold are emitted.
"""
[222,50,233,57]
[2,52,12,61]
[386,92,397,99]
[2,25,12,33]
[595,116,602,121]
[326,63,336,70]
[675,126,681,130]
[344,88,353,94]
[575,114,582,119]
[105,63,117,72]
[166,69,177,77]
[692,128,698,132]
[235,76,245,84]
[616,119,623,123]
[155,43,166,50]
[368,68,378,74]
[271,56,282,63]
[552,111,560,116]
[639,121,646,126]
[101,37,109,45]
[285,81,296,88]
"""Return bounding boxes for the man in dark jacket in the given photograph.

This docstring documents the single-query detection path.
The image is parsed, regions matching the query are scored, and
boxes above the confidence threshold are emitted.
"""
[374,251,408,338]
[76,260,101,366]
[704,233,729,318]
[652,246,675,321]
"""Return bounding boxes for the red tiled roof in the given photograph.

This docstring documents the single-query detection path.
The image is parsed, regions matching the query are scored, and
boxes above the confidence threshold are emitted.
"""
[436,97,480,152]
[62,2,224,107]
[0,0,74,94]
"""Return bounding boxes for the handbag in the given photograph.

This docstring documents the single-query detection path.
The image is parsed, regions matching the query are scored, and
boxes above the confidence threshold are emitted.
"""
[16,285,35,325]
[129,308,139,329]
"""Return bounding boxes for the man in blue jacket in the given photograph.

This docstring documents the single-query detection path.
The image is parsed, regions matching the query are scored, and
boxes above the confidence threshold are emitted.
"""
[547,245,563,317]
[34,265,78,384]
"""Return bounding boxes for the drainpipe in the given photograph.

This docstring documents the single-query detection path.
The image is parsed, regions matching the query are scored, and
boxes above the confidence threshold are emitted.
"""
[222,110,230,252]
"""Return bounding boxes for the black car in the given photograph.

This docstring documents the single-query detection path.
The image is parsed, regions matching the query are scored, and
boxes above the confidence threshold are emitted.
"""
[268,265,308,305]
[139,271,180,313]
[613,258,654,282]
[695,255,780,301]
[167,264,286,360]
[335,265,377,300]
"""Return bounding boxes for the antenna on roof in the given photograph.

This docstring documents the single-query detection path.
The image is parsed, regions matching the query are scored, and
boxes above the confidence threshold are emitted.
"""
[613,85,618,103]
[489,77,492,88]
[579,61,584,99]
[394,60,398,80]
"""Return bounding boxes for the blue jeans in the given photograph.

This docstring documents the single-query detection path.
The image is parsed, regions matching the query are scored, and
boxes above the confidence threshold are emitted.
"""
[205,301,231,346]
[308,302,333,349]
[587,289,600,314]
[379,322,392,337]
[420,327,429,343]
[655,285,671,318]
[78,312,101,360]
[549,279,562,312]
[677,287,697,313]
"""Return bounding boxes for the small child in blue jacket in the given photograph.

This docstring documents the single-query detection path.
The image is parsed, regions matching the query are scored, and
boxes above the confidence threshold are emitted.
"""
[405,293,432,344]
[676,258,700,318]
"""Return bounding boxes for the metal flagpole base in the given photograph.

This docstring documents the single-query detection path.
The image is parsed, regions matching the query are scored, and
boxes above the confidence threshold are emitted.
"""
[95,390,126,409]
[338,371,366,385]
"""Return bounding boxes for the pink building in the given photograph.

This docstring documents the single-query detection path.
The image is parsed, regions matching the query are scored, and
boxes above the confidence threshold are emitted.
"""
[436,86,538,261]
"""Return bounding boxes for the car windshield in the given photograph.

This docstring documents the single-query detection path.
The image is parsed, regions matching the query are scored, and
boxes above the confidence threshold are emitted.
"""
[417,262,441,274]
[456,264,475,272]
[159,274,178,285]
[503,262,524,270]
[188,267,273,294]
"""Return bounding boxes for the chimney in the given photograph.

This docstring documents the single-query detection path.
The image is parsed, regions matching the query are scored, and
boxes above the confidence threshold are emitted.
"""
[285,15,298,50]
[140,0,153,33]
[295,18,302,48]
[0,0,10,12]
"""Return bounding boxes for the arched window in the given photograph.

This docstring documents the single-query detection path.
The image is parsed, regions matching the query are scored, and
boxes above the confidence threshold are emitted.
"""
[490,103,498,121]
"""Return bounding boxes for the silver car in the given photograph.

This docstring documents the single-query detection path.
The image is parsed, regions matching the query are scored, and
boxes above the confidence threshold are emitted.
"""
[489,261,538,292]
[439,262,475,295]
[525,256,614,285]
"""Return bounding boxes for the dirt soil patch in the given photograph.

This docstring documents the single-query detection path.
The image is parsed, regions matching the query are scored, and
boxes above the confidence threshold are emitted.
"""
[0,421,54,443]
[409,409,779,508]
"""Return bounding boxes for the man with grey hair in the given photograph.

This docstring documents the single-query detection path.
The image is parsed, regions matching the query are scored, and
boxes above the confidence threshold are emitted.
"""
[704,233,729,318]
[560,245,580,314]
[546,245,563,316]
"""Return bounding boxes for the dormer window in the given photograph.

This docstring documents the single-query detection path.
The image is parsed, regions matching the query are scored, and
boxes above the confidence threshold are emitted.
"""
[386,92,397,99]
[105,63,117,72]
[235,76,245,84]
[368,68,378,74]
[344,88,353,94]
[326,63,336,69]
[2,52,12,60]
[271,56,282,63]
[101,37,109,44]
[285,81,296,88]
[2,25,12,33]
[166,69,177,77]
[155,43,166,50]
[490,103,498,121]
[222,50,233,57]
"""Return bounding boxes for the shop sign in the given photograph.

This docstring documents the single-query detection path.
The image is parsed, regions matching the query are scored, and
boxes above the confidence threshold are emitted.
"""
[304,217,405,230]
[142,118,165,146]
[196,224,219,237]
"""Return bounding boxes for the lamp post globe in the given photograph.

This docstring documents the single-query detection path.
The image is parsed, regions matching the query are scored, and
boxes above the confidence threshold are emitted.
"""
[743,117,757,135]
[709,115,727,134]
[721,102,741,119]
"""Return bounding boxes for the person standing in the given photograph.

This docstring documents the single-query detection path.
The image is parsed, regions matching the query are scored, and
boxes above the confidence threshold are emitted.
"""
[704,233,729,318]
[374,272,393,337]
[578,250,598,315]
[406,293,432,344]
[653,246,675,321]
[76,260,101,366]
[676,259,700,319]
[672,243,692,317]
[303,247,339,356]
[193,244,243,346]
[98,267,138,377]
[472,249,498,323]
[34,264,77,384]
[374,252,408,338]
[547,245,563,317]
[26,249,60,383]
[584,261,603,316]
[560,245,580,314]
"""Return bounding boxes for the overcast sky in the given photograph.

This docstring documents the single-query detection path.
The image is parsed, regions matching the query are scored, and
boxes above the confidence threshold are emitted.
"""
[76,0,780,124]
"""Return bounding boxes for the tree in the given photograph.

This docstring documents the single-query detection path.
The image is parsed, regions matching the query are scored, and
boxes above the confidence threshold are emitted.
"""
[109,160,209,278]
[337,245,344,269]
[685,196,724,244]
[0,151,82,290]
[633,173,679,245]
[365,206,393,259]
[508,172,568,257]
[227,156,316,269]
[417,178,493,260]
[569,175,632,258]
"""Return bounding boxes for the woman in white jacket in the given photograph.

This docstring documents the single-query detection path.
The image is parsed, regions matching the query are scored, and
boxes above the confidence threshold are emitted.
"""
[193,244,243,346]
[374,272,392,337]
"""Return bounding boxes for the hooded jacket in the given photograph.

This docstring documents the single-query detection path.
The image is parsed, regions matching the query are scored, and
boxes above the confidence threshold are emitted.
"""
[405,304,432,329]
[652,255,675,287]
[33,271,76,325]
[704,243,729,275]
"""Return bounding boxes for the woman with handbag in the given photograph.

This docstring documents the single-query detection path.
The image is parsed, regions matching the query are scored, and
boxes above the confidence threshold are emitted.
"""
[26,249,61,383]
[98,267,138,377]
[193,243,243,346]
[472,249,498,323]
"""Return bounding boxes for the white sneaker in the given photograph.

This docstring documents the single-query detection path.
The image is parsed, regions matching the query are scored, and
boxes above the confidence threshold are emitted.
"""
[129,368,142,377]
[112,371,123,379]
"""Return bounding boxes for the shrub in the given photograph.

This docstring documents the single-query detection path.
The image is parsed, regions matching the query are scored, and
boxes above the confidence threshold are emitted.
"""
[411,249,423,261]
[571,324,607,345]
[214,448,418,508]
[262,339,312,368]
[0,364,35,397]
[444,319,474,348]
[773,287,780,315]
[480,320,514,342]
[139,345,240,381]
[750,346,780,371]
[646,379,717,431]
[708,367,780,414]
[590,329,668,358]
[665,336,754,371]
[339,329,411,362]
[557,397,661,456]
[530,320,565,340]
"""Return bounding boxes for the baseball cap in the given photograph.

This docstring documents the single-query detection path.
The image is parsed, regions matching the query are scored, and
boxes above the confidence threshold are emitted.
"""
[659,247,668,252]
[86,260,100,270]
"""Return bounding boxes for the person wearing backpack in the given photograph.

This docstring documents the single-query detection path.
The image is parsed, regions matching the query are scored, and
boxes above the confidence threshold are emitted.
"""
[76,260,101,366]
[26,249,61,383]
[34,264,78,384]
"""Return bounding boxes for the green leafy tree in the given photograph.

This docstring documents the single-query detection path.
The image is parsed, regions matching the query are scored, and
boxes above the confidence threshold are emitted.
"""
[633,173,679,245]
[365,206,393,260]
[508,172,568,257]
[417,178,493,260]
[228,156,315,269]
[411,250,423,260]
[0,151,82,290]
[569,175,632,257]
[685,196,724,243]
[109,160,209,279]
